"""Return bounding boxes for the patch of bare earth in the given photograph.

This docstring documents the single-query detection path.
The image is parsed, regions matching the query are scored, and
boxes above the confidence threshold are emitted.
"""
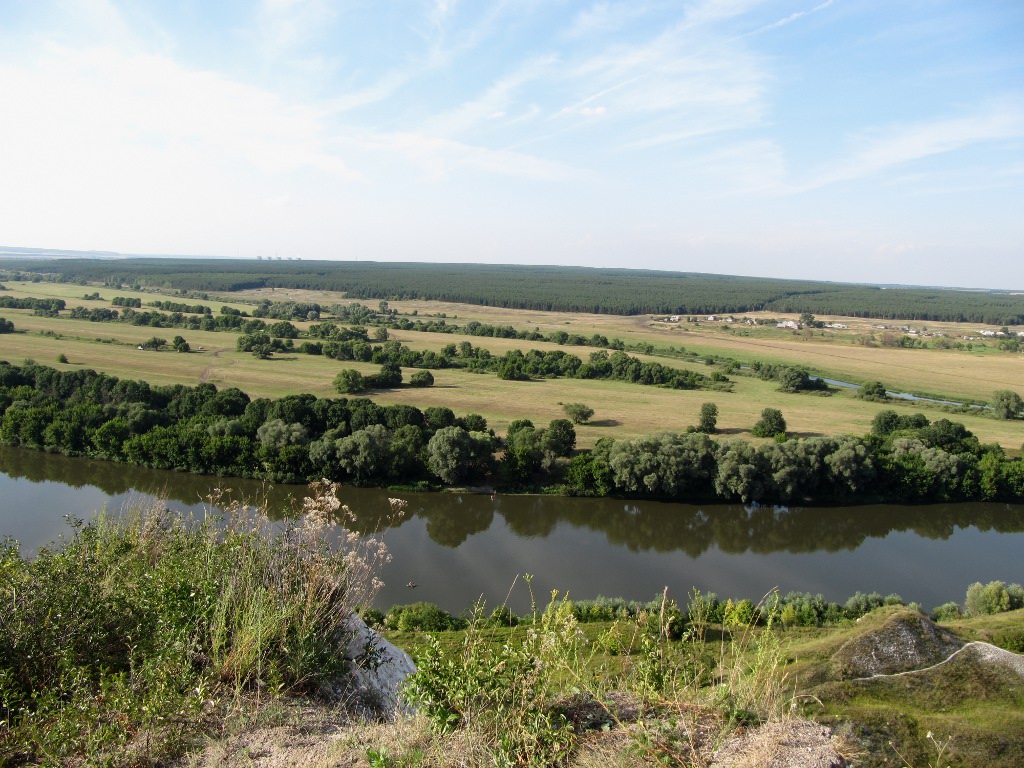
[710,719,852,768]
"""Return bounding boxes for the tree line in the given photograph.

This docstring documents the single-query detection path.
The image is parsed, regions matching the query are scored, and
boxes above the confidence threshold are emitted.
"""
[5,257,1024,324]
[1,362,1021,503]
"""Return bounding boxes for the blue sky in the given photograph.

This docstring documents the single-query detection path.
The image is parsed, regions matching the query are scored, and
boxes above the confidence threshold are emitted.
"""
[1,0,1021,288]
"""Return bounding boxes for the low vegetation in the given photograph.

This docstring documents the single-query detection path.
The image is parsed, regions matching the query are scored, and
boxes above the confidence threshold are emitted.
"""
[0,482,390,765]
[1,477,1022,766]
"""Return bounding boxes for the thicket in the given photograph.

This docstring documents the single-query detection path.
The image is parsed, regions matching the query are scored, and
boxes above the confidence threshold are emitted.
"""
[1,362,1021,503]
[6,257,1024,323]
[0,482,389,765]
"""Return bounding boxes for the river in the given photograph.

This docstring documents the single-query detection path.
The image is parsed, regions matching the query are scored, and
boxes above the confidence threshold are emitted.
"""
[2,444,1022,614]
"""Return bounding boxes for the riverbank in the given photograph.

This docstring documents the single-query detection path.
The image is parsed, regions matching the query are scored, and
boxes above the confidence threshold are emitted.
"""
[3,489,1023,766]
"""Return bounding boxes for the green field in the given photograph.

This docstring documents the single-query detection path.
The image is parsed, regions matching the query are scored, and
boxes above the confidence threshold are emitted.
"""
[1,281,1022,450]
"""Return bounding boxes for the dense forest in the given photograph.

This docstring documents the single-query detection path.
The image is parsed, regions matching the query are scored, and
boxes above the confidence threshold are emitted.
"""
[1,362,1021,504]
[4,257,1024,324]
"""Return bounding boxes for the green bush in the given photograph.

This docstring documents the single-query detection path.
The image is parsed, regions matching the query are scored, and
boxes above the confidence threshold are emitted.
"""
[403,596,582,766]
[993,627,1024,653]
[385,602,466,632]
[931,601,962,622]
[965,580,1024,616]
[0,482,385,765]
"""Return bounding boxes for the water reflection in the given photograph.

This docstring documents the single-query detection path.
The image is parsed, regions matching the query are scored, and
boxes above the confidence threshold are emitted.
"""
[3,445,1023,559]
[3,445,1024,613]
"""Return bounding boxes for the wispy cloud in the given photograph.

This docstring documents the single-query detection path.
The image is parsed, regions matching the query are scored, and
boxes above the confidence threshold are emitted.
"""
[752,0,834,35]
[421,54,557,137]
[799,102,1024,190]
[352,131,580,182]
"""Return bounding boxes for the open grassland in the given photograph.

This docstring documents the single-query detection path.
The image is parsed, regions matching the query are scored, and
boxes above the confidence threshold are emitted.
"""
[2,284,1023,449]
[238,287,1023,403]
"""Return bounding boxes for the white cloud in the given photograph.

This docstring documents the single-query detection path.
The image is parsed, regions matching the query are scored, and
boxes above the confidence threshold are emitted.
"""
[799,103,1024,190]
[752,0,834,35]
[352,131,579,182]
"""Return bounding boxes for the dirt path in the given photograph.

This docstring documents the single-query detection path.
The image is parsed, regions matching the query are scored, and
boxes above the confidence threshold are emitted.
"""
[199,348,232,383]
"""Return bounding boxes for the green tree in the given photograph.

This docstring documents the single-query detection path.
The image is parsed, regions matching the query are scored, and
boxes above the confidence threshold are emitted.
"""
[336,425,391,485]
[409,370,434,387]
[859,381,887,400]
[333,369,365,394]
[562,402,594,424]
[751,408,786,438]
[992,389,1022,420]
[141,336,166,351]
[697,402,718,434]
[172,335,190,353]
[426,426,475,484]
[0,317,14,333]
[541,418,576,458]
[256,419,309,449]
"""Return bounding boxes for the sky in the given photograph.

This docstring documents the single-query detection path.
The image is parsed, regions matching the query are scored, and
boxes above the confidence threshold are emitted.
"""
[0,0,1022,289]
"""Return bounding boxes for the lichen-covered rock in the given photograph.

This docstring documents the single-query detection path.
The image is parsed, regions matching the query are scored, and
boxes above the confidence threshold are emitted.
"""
[341,613,416,715]
[830,610,962,679]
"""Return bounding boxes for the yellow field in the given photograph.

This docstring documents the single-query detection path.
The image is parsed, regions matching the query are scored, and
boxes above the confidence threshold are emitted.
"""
[1,282,1022,450]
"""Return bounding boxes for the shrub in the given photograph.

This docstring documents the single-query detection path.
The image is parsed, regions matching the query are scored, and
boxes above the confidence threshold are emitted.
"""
[751,408,786,438]
[931,602,962,622]
[0,482,387,764]
[964,580,1024,616]
[403,595,581,766]
[409,370,434,387]
[385,602,466,632]
[562,402,594,424]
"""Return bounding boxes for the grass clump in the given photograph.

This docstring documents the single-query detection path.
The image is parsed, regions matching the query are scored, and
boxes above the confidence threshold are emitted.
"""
[0,481,389,765]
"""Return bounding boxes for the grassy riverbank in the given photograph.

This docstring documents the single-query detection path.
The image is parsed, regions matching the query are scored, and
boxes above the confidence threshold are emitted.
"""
[2,490,1022,766]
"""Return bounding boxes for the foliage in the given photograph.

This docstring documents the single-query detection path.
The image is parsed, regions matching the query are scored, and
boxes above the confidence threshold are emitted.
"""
[14,257,1024,323]
[992,389,1022,420]
[403,593,583,766]
[0,317,13,333]
[751,408,786,439]
[697,402,718,434]
[385,602,467,632]
[964,580,1024,616]
[0,481,388,765]
[409,369,434,387]
[334,368,366,394]
[859,380,888,400]
[562,402,594,424]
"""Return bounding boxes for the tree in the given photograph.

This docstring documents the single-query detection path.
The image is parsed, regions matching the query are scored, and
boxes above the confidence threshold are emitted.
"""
[993,390,1022,420]
[563,402,594,424]
[172,335,190,353]
[0,317,14,333]
[409,370,434,387]
[751,408,786,438]
[140,336,166,351]
[334,369,365,394]
[859,381,887,400]
[542,418,576,458]
[256,418,309,449]
[697,402,718,434]
[237,331,273,358]
[426,426,475,484]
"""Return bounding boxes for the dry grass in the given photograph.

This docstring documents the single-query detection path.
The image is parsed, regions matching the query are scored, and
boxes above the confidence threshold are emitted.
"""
[2,287,1022,448]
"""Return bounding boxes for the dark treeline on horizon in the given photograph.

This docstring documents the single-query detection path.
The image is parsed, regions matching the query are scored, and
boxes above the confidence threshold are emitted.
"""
[4,258,1024,324]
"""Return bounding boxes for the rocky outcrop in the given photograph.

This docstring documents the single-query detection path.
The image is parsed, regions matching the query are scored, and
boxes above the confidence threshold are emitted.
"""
[829,610,962,679]
[341,613,417,715]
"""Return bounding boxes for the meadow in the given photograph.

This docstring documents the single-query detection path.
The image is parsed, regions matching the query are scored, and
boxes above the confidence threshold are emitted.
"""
[1,280,1022,450]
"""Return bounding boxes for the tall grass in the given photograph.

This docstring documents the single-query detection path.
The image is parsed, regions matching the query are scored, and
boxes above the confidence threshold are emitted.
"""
[0,481,390,765]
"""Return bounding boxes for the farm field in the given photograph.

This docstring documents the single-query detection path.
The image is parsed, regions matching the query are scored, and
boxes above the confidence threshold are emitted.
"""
[1,282,1022,450]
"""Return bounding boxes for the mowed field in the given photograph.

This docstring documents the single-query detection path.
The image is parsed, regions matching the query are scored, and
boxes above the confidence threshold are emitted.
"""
[0,282,1022,450]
